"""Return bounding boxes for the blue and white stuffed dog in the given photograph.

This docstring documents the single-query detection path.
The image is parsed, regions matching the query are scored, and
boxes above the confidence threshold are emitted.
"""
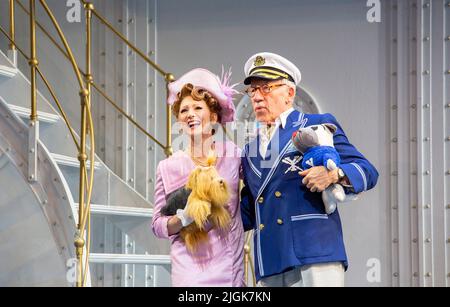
[292,124,357,214]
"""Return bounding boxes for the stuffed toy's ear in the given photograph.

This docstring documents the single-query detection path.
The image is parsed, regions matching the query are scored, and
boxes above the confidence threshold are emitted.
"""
[161,187,192,216]
[322,123,337,134]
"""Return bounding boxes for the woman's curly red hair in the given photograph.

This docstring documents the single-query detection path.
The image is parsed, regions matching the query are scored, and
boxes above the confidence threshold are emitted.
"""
[172,83,222,123]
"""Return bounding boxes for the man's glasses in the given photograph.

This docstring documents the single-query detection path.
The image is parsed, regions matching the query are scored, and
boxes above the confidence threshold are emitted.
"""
[244,83,287,98]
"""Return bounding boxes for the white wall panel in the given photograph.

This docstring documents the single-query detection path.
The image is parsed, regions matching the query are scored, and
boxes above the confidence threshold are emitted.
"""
[1,0,448,287]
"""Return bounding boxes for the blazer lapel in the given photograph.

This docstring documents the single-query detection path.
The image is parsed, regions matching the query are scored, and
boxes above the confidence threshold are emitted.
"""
[245,134,263,179]
[260,110,302,176]
[257,110,307,194]
[245,111,308,192]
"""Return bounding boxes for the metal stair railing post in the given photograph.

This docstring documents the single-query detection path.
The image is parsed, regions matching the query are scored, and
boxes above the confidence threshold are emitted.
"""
[165,74,175,156]
[28,0,39,183]
[9,0,15,51]
[8,0,17,65]
[81,0,94,287]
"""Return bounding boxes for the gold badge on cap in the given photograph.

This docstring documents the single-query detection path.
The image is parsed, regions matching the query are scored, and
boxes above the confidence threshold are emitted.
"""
[254,56,265,67]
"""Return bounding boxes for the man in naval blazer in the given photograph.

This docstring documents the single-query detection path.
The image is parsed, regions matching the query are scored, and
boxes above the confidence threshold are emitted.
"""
[240,52,379,287]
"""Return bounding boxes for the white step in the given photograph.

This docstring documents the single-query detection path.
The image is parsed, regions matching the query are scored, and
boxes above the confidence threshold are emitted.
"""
[51,153,101,170]
[89,253,171,265]
[0,64,17,78]
[75,203,153,218]
[8,104,60,124]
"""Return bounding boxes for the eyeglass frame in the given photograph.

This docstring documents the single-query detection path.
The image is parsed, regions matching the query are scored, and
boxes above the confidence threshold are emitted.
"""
[244,83,288,98]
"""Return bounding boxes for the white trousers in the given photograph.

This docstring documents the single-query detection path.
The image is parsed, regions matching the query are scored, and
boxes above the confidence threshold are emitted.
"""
[258,262,345,287]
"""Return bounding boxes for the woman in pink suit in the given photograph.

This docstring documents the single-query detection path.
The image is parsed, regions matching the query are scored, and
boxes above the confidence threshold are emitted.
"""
[151,68,245,287]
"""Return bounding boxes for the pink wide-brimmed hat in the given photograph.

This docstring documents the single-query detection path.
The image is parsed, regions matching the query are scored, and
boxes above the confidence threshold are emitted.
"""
[167,68,238,124]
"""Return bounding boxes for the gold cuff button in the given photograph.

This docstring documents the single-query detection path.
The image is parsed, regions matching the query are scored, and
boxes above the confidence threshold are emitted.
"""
[275,191,282,198]
[277,219,284,225]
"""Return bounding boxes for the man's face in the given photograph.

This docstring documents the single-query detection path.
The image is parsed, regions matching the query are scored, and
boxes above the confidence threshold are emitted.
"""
[249,79,295,124]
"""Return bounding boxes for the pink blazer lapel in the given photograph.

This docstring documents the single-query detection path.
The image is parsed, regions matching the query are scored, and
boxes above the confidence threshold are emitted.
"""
[159,151,193,195]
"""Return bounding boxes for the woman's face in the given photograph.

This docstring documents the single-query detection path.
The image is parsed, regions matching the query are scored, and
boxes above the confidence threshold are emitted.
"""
[177,96,218,138]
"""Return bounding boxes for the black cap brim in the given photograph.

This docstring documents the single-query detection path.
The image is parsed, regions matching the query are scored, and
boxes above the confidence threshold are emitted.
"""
[244,66,295,85]
[243,74,284,85]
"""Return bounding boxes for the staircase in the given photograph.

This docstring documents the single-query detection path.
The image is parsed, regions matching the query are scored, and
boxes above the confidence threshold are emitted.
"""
[0,50,171,287]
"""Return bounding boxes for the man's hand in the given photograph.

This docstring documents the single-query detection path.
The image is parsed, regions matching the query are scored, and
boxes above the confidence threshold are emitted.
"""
[299,166,339,193]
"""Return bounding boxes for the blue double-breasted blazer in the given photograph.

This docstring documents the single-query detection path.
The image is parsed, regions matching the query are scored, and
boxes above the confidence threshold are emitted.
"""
[240,110,379,281]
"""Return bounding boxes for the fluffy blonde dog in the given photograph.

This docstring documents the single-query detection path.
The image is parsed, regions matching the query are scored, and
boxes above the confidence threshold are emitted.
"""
[180,155,231,253]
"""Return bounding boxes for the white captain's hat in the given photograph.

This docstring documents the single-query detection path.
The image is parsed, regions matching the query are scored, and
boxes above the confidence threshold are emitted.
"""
[244,52,302,85]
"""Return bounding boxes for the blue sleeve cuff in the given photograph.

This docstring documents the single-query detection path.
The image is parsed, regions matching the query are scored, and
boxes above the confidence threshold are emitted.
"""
[340,163,368,194]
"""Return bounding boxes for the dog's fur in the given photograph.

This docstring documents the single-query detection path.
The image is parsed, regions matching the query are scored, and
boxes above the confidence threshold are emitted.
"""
[181,163,231,252]
[161,155,231,253]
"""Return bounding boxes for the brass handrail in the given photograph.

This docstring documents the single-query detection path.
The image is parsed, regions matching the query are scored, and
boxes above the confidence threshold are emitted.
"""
[29,0,37,121]
[15,0,168,153]
[79,0,168,78]
[0,0,95,285]
[8,0,173,286]
[15,0,71,65]
[5,0,258,288]
[38,0,86,90]
[78,0,174,154]
[81,2,94,285]
[38,0,96,287]
[0,24,80,151]
[9,0,15,51]
[91,82,166,149]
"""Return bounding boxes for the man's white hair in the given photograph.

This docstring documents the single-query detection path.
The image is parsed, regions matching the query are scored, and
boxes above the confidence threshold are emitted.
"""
[281,79,297,102]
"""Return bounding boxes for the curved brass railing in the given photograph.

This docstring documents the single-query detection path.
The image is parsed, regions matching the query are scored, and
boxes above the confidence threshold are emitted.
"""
[38,0,96,288]
[9,0,16,51]
[5,0,176,287]
[14,0,169,153]
[79,0,175,156]
[4,0,95,287]
[0,26,80,150]
[4,0,257,287]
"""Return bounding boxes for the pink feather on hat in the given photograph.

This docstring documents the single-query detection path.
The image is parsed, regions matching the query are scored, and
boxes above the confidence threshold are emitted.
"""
[167,68,238,124]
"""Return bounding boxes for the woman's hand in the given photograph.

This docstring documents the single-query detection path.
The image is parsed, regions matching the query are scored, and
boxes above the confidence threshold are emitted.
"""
[167,207,194,236]
[167,216,183,236]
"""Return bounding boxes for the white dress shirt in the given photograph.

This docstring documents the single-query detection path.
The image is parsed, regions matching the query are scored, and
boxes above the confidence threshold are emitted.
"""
[259,107,294,158]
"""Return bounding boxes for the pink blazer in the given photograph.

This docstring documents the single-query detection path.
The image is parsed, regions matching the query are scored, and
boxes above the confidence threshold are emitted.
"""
[151,141,245,287]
